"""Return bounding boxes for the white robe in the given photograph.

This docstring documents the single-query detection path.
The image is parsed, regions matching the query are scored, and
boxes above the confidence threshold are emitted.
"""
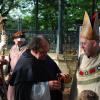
[77,53,100,100]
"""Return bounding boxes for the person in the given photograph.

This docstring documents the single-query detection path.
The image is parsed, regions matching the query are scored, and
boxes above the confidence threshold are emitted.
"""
[79,90,98,100]
[5,31,28,100]
[69,11,100,100]
[9,34,72,100]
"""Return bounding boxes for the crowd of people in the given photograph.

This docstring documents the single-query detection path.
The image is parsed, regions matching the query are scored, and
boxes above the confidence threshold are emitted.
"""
[0,10,99,100]
[0,32,72,100]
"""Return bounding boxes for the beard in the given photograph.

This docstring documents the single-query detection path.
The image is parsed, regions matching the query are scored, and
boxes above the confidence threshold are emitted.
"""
[84,49,91,58]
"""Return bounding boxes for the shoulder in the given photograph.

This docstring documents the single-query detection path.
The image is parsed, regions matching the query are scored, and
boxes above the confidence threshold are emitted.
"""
[46,55,60,69]
[79,54,84,60]
[10,45,17,51]
[10,45,16,50]
[14,50,32,70]
[46,55,56,64]
[9,45,17,54]
[21,49,34,61]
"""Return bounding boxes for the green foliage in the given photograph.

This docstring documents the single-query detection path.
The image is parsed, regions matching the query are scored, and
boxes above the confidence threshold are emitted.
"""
[0,0,100,32]
[0,0,20,16]
[22,16,33,29]
[6,16,17,29]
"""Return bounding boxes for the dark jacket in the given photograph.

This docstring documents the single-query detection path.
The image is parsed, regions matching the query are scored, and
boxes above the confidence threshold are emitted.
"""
[10,49,63,100]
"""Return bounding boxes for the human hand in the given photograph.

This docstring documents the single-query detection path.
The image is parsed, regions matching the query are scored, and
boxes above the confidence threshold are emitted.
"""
[57,73,72,83]
[48,80,61,90]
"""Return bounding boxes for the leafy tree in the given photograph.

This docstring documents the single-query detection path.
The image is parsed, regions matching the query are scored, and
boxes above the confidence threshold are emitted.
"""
[1,0,100,31]
[0,0,20,16]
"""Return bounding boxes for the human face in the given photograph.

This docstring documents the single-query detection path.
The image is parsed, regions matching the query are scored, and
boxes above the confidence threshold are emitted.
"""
[33,48,48,60]
[38,39,50,60]
[14,38,25,45]
[80,37,95,57]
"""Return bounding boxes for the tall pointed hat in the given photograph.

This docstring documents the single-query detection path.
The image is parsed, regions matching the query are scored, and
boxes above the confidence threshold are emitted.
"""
[80,11,99,41]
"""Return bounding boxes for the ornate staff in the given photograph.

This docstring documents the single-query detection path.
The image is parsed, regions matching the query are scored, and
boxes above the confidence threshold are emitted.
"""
[0,30,8,100]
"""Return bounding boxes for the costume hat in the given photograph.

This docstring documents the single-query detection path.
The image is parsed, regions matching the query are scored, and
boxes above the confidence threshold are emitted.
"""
[12,31,25,39]
[80,11,99,41]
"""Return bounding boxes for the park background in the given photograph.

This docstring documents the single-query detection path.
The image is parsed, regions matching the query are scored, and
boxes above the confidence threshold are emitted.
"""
[0,0,100,100]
